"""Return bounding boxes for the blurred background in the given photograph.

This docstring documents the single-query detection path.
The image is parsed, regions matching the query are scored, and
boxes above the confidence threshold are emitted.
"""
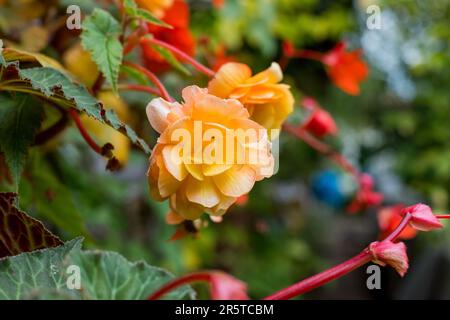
[1,0,449,299]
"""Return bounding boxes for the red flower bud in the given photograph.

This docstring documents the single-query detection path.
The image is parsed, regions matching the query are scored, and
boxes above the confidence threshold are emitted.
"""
[369,241,409,277]
[209,272,249,300]
[303,109,338,137]
[400,203,443,232]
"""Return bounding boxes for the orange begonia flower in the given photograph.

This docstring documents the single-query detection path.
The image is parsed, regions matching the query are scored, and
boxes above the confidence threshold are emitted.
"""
[208,62,294,136]
[322,42,368,96]
[146,86,274,222]
[141,0,195,73]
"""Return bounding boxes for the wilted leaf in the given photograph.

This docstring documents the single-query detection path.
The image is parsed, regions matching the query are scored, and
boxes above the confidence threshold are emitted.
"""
[0,51,151,155]
[0,192,62,259]
[0,238,195,300]
[81,9,123,93]
[0,93,44,187]
[2,47,65,71]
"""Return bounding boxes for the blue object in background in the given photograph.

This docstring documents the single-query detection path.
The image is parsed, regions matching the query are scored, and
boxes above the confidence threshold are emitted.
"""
[311,170,346,208]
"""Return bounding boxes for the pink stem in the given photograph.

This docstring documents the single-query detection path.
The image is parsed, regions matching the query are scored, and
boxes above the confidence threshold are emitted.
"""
[140,37,216,78]
[282,123,360,178]
[264,213,413,300]
[123,61,173,102]
[147,272,211,300]
[119,84,160,96]
[384,213,412,242]
[263,250,372,300]
[293,49,324,62]
[123,28,141,55]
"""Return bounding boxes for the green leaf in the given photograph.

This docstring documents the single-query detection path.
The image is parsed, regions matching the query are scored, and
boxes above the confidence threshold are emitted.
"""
[0,192,62,259]
[148,42,191,76]
[103,109,151,154]
[19,153,90,240]
[81,9,123,93]
[0,93,44,187]
[123,0,173,28]
[0,238,195,300]
[19,67,102,118]
[0,39,6,66]
[120,65,149,85]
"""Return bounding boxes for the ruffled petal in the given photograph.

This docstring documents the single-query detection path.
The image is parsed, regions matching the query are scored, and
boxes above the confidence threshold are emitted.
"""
[162,145,188,181]
[202,163,233,176]
[213,165,256,197]
[146,98,179,133]
[173,190,204,220]
[185,162,204,180]
[157,155,182,197]
[208,63,252,98]
[244,62,283,85]
[186,176,221,208]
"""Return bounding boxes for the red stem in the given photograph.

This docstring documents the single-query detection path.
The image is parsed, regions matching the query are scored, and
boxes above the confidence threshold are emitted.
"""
[118,84,160,96]
[436,215,450,219]
[123,61,173,101]
[68,109,102,154]
[264,212,413,300]
[140,37,216,78]
[384,213,412,242]
[123,28,141,55]
[282,123,359,178]
[293,49,324,62]
[263,250,372,300]
[146,210,418,300]
[148,272,211,300]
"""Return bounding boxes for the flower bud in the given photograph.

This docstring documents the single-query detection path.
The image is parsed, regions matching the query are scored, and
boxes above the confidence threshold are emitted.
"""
[303,109,338,137]
[369,241,409,277]
[210,272,249,300]
[400,203,443,231]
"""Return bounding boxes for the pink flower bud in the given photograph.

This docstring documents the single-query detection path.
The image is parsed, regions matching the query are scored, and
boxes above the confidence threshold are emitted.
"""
[359,173,374,189]
[210,272,249,300]
[369,241,409,277]
[301,96,320,110]
[400,203,443,232]
[303,109,338,137]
